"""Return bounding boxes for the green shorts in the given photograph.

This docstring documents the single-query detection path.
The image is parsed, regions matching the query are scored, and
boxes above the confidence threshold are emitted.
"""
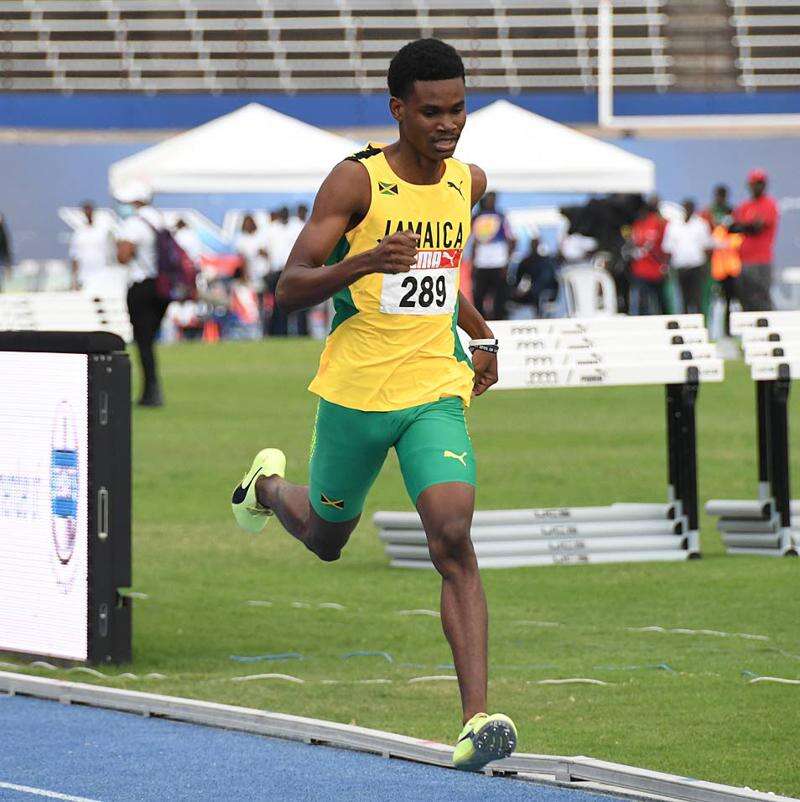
[309,396,476,522]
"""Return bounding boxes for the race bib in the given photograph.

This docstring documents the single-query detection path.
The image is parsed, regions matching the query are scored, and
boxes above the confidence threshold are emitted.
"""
[380,248,461,315]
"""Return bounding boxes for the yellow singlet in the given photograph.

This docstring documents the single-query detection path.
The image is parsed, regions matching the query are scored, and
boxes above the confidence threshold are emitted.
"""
[308,144,475,412]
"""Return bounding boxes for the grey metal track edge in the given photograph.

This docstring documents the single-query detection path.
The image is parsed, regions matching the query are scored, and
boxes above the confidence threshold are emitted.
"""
[0,671,795,802]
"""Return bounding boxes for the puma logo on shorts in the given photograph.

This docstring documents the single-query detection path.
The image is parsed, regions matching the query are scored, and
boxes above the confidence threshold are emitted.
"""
[443,450,468,467]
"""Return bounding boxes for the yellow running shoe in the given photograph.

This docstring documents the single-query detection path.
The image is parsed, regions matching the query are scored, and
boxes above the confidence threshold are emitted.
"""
[452,712,517,771]
[230,448,286,534]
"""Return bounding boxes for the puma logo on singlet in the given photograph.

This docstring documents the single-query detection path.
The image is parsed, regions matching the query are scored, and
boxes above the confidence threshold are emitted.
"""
[443,450,468,467]
[447,180,465,200]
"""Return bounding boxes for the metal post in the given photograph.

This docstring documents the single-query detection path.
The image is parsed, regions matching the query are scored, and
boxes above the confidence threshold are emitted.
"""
[597,0,614,128]
[665,384,681,503]
[768,367,792,529]
[678,371,700,533]
[756,380,771,500]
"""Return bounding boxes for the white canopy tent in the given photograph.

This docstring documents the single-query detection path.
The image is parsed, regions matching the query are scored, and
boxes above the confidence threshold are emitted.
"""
[455,100,655,194]
[108,103,360,195]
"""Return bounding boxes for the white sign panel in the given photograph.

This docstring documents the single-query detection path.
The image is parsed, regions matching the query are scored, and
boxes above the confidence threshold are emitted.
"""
[0,352,89,660]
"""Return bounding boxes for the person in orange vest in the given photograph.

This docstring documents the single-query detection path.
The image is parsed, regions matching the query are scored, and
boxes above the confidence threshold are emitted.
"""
[702,184,742,336]
[710,223,743,336]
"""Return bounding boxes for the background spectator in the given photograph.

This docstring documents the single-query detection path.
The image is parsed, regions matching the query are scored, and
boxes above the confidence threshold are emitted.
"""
[68,201,114,294]
[511,226,558,317]
[264,206,293,336]
[729,169,779,311]
[235,213,271,336]
[702,184,733,227]
[703,185,741,336]
[115,180,169,407]
[470,192,516,321]
[662,198,713,314]
[0,213,12,292]
[285,204,310,335]
[173,218,203,264]
[628,196,667,315]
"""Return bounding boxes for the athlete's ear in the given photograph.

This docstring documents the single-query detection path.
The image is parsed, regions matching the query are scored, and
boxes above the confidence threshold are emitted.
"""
[389,96,404,124]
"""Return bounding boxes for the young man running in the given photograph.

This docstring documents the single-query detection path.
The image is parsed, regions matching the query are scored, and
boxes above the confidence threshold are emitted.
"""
[231,38,517,771]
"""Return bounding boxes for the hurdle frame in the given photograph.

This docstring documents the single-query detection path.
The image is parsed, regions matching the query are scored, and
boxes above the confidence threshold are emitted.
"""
[706,311,799,556]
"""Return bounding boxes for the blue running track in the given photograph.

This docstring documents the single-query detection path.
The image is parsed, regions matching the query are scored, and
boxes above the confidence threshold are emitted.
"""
[1,695,622,802]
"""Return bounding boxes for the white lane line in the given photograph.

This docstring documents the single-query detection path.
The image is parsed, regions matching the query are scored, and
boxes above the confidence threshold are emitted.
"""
[0,781,101,801]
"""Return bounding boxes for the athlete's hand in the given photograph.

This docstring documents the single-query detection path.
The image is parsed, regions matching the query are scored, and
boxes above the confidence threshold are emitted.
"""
[472,350,498,397]
[371,231,419,274]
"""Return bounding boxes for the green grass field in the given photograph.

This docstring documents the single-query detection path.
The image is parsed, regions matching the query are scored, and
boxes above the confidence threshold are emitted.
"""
[6,340,800,795]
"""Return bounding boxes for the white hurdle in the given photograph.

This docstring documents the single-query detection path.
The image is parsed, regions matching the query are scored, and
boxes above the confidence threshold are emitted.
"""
[376,314,724,569]
[706,311,800,557]
[0,292,132,342]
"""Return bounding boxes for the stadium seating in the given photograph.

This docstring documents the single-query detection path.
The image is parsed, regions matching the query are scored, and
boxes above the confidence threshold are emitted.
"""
[376,314,724,569]
[706,310,800,557]
[728,0,800,89]
[0,0,671,92]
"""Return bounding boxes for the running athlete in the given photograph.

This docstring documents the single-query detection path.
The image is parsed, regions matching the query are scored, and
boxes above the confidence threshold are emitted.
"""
[231,38,517,771]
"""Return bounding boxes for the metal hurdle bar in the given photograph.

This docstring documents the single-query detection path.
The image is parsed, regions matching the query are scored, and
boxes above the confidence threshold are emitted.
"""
[705,311,799,557]
[377,316,723,569]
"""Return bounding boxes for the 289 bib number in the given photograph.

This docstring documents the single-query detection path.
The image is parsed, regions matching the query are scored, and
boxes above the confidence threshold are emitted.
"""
[380,267,457,315]
[399,274,447,308]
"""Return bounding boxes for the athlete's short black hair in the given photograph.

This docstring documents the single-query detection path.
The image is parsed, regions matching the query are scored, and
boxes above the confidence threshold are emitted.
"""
[388,39,465,99]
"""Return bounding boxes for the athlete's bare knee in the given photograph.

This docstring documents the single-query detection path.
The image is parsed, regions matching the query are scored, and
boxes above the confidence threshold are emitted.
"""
[427,517,475,576]
[306,514,358,563]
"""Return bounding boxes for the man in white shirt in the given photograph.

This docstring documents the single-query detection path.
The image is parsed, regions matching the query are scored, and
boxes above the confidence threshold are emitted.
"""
[284,204,311,335]
[235,214,271,336]
[235,214,270,291]
[662,199,713,314]
[115,180,169,407]
[69,202,115,295]
[263,207,294,336]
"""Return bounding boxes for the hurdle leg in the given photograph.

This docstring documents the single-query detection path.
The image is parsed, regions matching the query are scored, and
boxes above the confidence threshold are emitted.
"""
[678,375,700,553]
[665,384,682,508]
[768,368,795,554]
[756,379,772,502]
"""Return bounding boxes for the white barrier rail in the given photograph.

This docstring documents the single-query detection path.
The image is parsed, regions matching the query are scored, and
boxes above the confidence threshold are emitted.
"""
[502,329,709,352]
[500,344,717,369]
[0,292,132,342]
[3,672,794,802]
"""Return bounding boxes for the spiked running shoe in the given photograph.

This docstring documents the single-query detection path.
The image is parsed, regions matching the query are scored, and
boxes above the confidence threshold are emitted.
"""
[231,448,286,534]
[452,712,517,771]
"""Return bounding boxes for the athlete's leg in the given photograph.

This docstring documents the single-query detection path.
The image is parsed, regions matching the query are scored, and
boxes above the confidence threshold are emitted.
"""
[253,398,390,561]
[416,481,487,722]
[394,397,485,722]
[255,476,358,561]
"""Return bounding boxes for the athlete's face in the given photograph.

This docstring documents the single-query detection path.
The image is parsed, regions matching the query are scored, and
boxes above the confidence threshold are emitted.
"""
[392,78,466,161]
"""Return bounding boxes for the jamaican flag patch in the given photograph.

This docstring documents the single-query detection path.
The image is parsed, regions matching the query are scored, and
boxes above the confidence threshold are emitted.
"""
[320,493,344,510]
[378,181,399,196]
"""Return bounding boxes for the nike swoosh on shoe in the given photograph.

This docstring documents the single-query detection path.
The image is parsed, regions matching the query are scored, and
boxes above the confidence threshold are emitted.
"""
[231,469,261,504]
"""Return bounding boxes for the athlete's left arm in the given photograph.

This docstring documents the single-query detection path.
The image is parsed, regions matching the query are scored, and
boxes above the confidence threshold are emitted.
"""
[459,164,497,396]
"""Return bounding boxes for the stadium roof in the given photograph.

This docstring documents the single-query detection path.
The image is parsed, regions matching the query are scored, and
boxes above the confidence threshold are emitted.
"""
[455,100,655,193]
[108,103,359,195]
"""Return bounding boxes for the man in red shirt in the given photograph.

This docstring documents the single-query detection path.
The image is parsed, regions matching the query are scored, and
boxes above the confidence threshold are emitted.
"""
[730,169,779,311]
[629,196,668,315]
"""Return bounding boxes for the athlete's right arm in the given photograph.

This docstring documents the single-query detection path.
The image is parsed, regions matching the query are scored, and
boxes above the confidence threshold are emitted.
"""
[276,160,419,313]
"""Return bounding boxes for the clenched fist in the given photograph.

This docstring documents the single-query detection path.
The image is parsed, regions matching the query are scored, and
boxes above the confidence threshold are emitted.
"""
[370,230,419,274]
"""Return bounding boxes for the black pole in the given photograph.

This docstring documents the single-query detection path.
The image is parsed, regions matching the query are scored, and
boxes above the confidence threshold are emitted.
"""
[678,368,700,533]
[665,384,681,504]
[756,380,771,489]
[769,367,792,529]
